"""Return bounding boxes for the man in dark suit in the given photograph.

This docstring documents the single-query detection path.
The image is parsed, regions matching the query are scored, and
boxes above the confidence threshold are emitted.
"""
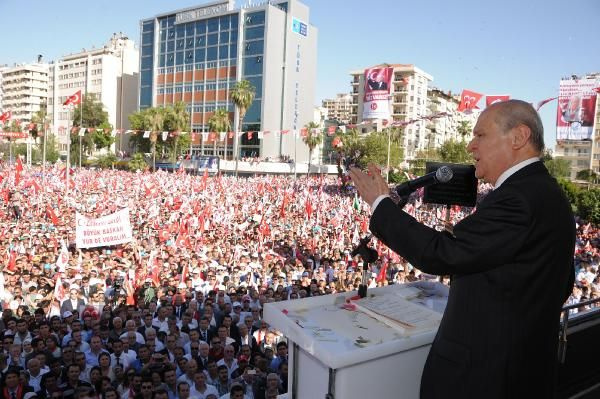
[60,287,86,316]
[350,100,575,399]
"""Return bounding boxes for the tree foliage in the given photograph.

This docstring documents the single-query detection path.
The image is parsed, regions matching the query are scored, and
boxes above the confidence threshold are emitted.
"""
[437,139,472,164]
[303,122,323,175]
[457,120,472,140]
[576,169,599,183]
[128,153,148,172]
[127,103,191,162]
[544,157,571,179]
[576,188,600,225]
[69,95,113,160]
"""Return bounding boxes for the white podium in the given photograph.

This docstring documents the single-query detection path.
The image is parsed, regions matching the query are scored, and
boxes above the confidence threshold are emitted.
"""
[264,282,448,399]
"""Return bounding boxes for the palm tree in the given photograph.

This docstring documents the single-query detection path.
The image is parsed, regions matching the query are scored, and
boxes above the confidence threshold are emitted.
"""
[166,101,190,162]
[230,80,255,175]
[302,122,323,176]
[145,108,164,172]
[207,108,231,156]
[457,120,472,141]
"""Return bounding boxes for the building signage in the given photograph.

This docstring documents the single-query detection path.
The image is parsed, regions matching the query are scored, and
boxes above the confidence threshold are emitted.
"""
[556,78,598,141]
[291,17,308,37]
[175,1,232,24]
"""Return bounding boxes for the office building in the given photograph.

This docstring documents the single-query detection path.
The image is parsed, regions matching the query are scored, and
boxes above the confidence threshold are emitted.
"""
[322,93,352,124]
[48,33,139,152]
[139,0,318,162]
[1,62,49,124]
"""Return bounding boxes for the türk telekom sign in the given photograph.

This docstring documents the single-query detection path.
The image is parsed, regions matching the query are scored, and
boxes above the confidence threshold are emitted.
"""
[76,208,133,248]
[175,0,233,24]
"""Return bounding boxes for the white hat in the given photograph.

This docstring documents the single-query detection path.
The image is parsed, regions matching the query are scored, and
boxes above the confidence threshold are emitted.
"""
[232,301,242,308]
[63,311,73,318]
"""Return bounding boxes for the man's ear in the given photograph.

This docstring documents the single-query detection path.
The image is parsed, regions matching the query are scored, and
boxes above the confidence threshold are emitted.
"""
[511,124,531,150]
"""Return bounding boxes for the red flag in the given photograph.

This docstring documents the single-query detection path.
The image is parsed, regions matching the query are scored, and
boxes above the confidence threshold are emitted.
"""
[458,90,483,112]
[53,275,66,302]
[280,191,288,218]
[6,251,17,272]
[15,157,23,186]
[535,97,557,111]
[181,264,189,282]
[16,157,23,172]
[63,90,82,106]
[327,126,336,136]
[0,111,11,123]
[376,259,388,283]
[305,197,313,219]
[485,95,510,107]
[175,232,190,249]
[332,137,342,148]
[360,217,368,234]
[46,205,59,225]
[592,87,600,94]
[201,169,208,189]
[300,128,308,138]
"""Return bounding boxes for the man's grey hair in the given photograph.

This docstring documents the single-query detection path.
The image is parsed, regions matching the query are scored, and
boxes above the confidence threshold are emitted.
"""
[489,99,545,154]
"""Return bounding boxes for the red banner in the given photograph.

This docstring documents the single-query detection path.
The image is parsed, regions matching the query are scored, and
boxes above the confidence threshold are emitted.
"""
[0,132,28,139]
[556,78,598,140]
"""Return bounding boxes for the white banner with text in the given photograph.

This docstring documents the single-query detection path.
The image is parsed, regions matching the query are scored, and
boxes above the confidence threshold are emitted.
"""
[76,208,133,248]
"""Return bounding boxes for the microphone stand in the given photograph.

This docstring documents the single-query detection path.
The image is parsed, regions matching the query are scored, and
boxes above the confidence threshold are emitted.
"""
[351,235,378,298]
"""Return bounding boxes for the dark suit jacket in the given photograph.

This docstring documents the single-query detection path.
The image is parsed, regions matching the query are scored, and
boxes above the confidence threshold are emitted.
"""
[59,299,86,316]
[370,162,575,399]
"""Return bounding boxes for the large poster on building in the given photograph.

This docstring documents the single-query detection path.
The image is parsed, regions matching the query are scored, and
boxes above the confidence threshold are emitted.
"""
[76,208,133,248]
[362,67,393,120]
[556,78,598,140]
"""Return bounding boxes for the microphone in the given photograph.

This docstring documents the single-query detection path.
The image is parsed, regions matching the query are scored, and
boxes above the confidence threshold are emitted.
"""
[395,166,453,198]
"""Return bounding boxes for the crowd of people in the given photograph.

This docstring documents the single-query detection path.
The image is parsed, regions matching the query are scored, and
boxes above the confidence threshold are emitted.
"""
[0,161,597,399]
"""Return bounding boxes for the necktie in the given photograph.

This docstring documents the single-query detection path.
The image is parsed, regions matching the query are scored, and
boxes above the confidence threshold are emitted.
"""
[116,355,121,366]
[11,392,16,399]
[202,331,206,341]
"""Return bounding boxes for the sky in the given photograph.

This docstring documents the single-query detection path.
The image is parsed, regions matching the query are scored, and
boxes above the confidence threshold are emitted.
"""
[1,0,599,148]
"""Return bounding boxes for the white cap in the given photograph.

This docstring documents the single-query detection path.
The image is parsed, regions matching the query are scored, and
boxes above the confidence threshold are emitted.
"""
[63,311,73,318]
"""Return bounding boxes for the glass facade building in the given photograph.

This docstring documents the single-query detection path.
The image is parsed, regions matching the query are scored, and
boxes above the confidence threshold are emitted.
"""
[139,0,317,161]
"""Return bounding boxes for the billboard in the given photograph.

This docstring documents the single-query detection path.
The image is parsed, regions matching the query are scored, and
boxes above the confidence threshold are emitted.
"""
[362,67,393,120]
[195,156,220,173]
[556,78,598,140]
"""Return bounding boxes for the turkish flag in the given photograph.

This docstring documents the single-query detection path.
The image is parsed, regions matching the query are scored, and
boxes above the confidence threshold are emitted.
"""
[332,137,342,147]
[280,191,288,219]
[327,126,336,136]
[458,90,483,112]
[46,205,59,225]
[159,229,169,243]
[485,95,510,107]
[175,232,190,249]
[376,260,388,283]
[16,157,23,172]
[305,198,312,219]
[6,251,17,272]
[63,90,82,106]
[0,111,11,123]
[247,131,254,140]
[300,128,308,138]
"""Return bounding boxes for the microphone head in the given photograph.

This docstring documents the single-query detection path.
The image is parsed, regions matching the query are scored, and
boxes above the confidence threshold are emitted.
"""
[435,166,453,183]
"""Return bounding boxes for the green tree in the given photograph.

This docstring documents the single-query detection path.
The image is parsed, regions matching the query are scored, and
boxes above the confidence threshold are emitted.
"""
[576,169,599,183]
[144,108,164,171]
[362,131,403,170]
[456,120,472,141]
[437,139,472,163]
[43,134,61,163]
[70,95,111,162]
[576,188,600,225]
[230,80,256,173]
[163,101,190,162]
[30,107,48,142]
[302,122,323,176]
[207,108,231,156]
[128,109,152,153]
[96,153,118,169]
[128,153,148,172]
[557,178,580,213]
[544,157,571,179]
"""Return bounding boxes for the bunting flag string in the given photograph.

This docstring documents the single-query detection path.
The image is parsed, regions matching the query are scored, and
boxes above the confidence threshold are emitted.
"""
[0,90,574,142]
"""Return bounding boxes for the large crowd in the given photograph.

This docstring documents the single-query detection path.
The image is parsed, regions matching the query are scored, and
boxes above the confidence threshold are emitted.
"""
[0,161,598,399]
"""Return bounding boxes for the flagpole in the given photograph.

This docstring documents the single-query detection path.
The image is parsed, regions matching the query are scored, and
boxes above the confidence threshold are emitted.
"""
[66,108,71,197]
[79,102,83,169]
[42,119,47,184]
